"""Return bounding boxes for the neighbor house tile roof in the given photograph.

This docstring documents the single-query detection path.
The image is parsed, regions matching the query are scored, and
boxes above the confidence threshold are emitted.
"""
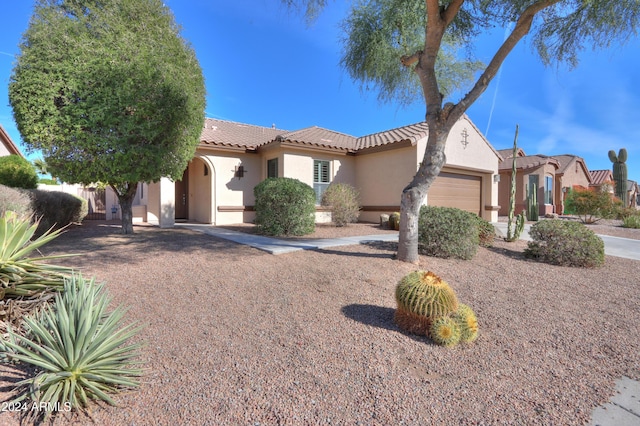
[590,169,613,185]
[498,154,560,171]
[552,154,592,182]
[496,148,526,159]
[199,118,286,149]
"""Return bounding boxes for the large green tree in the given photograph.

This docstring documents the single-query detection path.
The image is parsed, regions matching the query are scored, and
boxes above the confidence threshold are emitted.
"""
[10,0,206,233]
[286,0,640,262]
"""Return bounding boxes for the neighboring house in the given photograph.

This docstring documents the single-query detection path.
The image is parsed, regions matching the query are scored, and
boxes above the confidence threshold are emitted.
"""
[497,152,559,216]
[552,155,592,214]
[0,124,23,157]
[628,180,638,208]
[144,116,502,227]
[589,169,614,193]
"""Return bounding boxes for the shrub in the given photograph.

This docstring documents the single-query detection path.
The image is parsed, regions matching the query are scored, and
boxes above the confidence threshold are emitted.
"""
[476,216,496,247]
[321,183,360,226]
[0,211,72,301]
[38,178,59,185]
[524,220,604,267]
[3,275,143,419]
[254,177,315,236]
[622,214,640,229]
[418,206,479,260]
[30,190,88,234]
[0,184,33,218]
[564,188,620,224]
[0,155,38,189]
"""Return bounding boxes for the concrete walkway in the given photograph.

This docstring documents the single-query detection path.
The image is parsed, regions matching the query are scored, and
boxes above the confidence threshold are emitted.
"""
[177,222,639,425]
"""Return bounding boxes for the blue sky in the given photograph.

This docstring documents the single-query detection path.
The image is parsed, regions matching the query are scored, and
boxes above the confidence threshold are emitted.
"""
[1,1,639,182]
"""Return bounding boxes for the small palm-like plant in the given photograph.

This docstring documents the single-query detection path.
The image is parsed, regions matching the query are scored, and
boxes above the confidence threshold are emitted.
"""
[4,274,143,417]
[0,211,74,300]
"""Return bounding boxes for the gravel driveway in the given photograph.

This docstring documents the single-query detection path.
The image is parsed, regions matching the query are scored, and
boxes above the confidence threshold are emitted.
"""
[1,222,639,425]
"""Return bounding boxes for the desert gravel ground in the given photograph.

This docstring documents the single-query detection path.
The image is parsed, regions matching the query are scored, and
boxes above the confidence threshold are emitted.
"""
[1,221,639,425]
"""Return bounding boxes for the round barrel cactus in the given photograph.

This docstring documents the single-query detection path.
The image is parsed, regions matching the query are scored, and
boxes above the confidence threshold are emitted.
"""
[430,316,461,347]
[451,304,478,343]
[394,271,459,335]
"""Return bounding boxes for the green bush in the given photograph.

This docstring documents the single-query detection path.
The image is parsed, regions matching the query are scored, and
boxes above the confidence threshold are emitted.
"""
[476,216,496,247]
[524,220,604,267]
[418,206,479,260]
[38,178,59,185]
[0,155,38,189]
[30,190,88,234]
[0,184,33,218]
[254,177,316,236]
[564,188,620,223]
[321,183,360,226]
[622,214,640,229]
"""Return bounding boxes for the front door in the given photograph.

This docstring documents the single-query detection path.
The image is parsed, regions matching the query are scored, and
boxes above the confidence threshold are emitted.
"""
[175,169,188,220]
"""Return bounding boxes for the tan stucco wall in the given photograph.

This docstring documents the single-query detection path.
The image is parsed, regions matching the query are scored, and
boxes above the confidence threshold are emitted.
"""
[196,149,261,225]
[499,164,556,216]
[355,146,416,222]
[0,144,11,156]
[187,157,213,223]
[556,160,591,214]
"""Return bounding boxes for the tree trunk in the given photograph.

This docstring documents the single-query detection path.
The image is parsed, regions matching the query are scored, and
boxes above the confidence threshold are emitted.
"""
[111,182,138,235]
[397,123,449,263]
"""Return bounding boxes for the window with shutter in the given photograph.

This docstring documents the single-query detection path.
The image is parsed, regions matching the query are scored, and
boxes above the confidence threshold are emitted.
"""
[267,158,278,178]
[313,160,330,204]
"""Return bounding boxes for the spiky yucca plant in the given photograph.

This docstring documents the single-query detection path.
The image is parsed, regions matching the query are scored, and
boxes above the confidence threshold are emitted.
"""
[0,211,74,300]
[3,275,143,417]
[429,316,461,347]
[451,304,479,343]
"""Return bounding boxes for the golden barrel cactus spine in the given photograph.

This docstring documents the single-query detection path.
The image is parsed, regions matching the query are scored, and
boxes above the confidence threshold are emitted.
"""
[452,304,479,343]
[394,271,459,335]
[429,316,461,347]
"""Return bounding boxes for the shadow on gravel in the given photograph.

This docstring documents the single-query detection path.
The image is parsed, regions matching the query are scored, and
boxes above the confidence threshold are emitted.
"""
[487,245,527,261]
[341,304,433,344]
[39,221,259,268]
[313,247,395,259]
[341,304,398,332]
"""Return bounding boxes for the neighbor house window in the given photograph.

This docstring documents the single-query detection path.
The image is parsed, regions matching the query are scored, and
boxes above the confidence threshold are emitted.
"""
[267,158,278,178]
[313,160,330,204]
[545,175,553,205]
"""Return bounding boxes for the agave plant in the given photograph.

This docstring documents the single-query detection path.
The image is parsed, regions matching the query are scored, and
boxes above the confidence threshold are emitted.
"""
[0,211,75,300]
[4,274,143,416]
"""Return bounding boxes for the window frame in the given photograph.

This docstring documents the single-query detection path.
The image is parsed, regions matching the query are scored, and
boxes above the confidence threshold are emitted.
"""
[313,160,331,204]
[267,158,278,179]
[544,175,553,205]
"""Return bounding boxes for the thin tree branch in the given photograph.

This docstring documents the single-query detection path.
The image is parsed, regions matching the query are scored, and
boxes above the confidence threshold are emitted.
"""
[449,0,561,124]
[441,0,465,26]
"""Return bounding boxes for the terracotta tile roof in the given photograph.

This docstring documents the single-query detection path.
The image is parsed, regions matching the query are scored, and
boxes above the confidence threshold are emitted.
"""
[496,148,526,159]
[199,118,286,150]
[277,126,357,151]
[590,169,613,185]
[498,154,560,171]
[356,121,429,150]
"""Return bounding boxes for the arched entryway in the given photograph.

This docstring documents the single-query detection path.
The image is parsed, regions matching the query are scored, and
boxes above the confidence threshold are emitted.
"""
[175,156,214,223]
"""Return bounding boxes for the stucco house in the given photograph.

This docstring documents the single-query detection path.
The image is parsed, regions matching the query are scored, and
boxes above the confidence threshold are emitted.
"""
[497,150,593,215]
[497,149,559,216]
[0,124,22,157]
[144,116,502,228]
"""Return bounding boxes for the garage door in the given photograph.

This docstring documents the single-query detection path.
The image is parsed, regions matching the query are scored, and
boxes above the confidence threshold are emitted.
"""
[428,172,481,215]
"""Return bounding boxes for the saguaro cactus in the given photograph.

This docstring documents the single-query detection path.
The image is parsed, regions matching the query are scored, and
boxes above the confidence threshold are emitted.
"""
[527,183,539,221]
[608,148,628,207]
[506,125,525,241]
